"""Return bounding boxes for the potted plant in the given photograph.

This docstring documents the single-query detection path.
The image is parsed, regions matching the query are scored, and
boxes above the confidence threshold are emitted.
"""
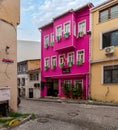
[68,61,73,67]
[44,65,49,70]
[62,81,72,98]
[60,63,64,68]
[50,42,54,46]
[64,32,69,38]
[56,35,61,42]
[78,31,84,38]
[44,43,48,49]
[72,85,82,99]
[77,60,83,66]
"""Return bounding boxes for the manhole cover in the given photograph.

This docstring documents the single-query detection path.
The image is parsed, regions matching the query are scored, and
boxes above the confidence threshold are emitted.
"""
[37,118,49,123]
[67,112,78,117]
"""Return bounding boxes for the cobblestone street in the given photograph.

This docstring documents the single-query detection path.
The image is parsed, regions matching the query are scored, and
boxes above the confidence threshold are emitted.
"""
[11,99,118,130]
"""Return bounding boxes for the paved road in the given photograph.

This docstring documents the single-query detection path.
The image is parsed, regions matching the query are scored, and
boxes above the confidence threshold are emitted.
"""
[11,99,118,130]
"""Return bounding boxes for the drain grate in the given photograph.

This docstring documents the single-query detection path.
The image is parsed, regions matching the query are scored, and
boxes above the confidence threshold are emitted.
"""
[37,118,49,123]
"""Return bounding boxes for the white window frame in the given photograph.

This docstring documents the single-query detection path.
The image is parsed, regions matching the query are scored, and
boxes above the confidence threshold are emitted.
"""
[100,27,118,49]
[64,21,70,34]
[44,57,50,67]
[67,52,74,64]
[59,54,65,65]
[64,80,72,87]
[73,21,76,36]
[51,56,57,67]
[76,50,85,63]
[50,33,54,43]
[44,35,49,48]
[78,20,86,34]
[74,79,83,89]
[56,25,62,37]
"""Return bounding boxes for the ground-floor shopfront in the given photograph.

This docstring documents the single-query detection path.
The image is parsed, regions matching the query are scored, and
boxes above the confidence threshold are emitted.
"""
[41,73,89,100]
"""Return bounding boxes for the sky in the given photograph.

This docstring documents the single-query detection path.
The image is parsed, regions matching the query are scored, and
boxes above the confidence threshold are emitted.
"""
[17,0,107,42]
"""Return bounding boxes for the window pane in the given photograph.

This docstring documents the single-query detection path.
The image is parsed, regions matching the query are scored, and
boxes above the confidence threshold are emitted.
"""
[65,23,70,33]
[57,26,62,36]
[74,22,76,36]
[112,70,118,83]
[100,10,108,22]
[52,57,56,65]
[104,70,111,83]
[111,5,118,19]
[78,21,86,34]
[77,51,84,63]
[103,32,111,48]
[111,30,118,46]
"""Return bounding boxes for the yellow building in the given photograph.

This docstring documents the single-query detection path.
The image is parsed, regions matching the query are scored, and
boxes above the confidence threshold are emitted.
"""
[90,0,118,102]
[0,0,20,111]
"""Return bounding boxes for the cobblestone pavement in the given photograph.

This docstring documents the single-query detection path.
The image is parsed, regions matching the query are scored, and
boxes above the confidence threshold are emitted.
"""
[11,99,118,130]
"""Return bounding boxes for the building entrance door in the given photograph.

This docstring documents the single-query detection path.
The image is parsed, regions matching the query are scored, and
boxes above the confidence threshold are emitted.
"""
[29,88,33,98]
[46,78,58,97]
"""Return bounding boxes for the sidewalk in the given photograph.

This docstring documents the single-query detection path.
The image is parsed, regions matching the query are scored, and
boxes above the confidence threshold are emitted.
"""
[25,97,118,107]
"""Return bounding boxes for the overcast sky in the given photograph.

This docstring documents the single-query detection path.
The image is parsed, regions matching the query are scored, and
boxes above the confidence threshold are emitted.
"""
[17,0,107,42]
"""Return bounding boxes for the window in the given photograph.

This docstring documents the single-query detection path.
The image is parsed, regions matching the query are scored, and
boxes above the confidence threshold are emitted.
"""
[50,33,54,46]
[56,26,62,37]
[51,57,56,69]
[67,52,74,67]
[73,22,76,36]
[104,65,118,84]
[59,55,65,64]
[77,50,84,65]
[64,22,70,33]
[99,4,118,22]
[78,21,86,35]
[59,55,65,68]
[44,58,50,70]
[111,5,118,18]
[44,35,49,48]
[74,80,82,87]
[99,10,108,22]
[22,78,25,86]
[17,78,20,86]
[63,80,72,87]
[102,30,118,48]
[52,57,56,66]
[30,73,39,81]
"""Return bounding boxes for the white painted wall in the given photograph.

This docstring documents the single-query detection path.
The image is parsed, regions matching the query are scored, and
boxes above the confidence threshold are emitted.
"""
[17,40,41,62]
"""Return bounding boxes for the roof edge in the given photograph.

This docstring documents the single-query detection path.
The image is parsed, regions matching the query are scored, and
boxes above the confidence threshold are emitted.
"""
[39,2,93,30]
[91,0,117,12]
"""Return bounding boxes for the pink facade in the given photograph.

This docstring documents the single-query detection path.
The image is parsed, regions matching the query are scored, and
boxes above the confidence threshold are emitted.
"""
[40,3,93,99]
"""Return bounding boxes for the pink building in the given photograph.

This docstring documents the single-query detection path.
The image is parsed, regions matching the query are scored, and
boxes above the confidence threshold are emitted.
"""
[39,3,93,99]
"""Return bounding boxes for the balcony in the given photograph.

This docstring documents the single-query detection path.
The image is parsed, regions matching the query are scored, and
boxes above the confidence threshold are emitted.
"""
[54,34,76,52]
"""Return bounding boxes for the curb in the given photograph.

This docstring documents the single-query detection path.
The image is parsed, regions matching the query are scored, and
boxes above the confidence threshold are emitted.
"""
[26,98,118,107]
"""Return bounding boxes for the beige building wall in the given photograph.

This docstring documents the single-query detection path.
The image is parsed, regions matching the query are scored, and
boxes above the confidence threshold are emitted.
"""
[0,0,20,26]
[91,0,118,102]
[0,0,20,111]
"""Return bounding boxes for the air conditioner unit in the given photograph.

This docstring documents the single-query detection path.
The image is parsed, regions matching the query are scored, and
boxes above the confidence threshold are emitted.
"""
[104,46,114,55]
